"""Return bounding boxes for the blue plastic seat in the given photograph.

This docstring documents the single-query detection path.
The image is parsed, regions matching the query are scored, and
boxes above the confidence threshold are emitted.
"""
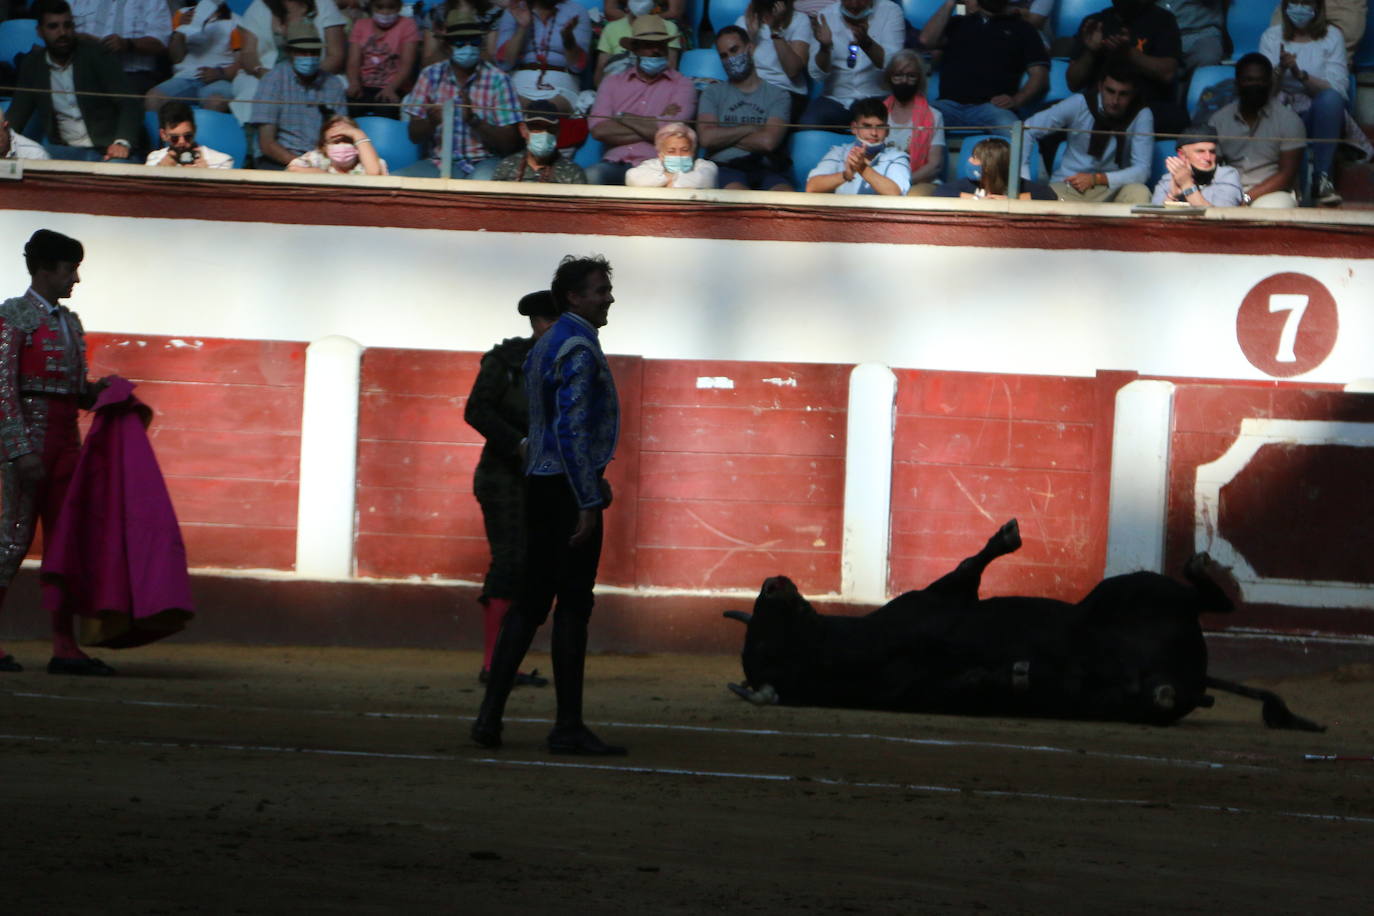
[144,108,249,167]
[927,70,940,101]
[707,0,751,33]
[1226,2,1273,58]
[788,129,843,191]
[1355,18,1374,72]
[955,133,1003,181]
[1051,0,1100,44]
[1186,64,1233,117]
[354,116,422,172]
[0,18,40,69]
[1149,137,1175,187]
[900,0,945,31]
[678,47,727,84]
[573,135,605,168]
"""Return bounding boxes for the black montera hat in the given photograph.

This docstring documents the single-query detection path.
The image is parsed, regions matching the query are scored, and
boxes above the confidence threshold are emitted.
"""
[24,229,83,263]
[518,290,558,319]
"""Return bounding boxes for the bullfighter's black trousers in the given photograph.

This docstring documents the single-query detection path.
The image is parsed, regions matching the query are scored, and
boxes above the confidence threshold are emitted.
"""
[477,473,603,731]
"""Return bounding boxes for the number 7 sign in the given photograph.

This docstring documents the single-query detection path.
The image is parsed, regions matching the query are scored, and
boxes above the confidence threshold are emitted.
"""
[1236,273,1339,377]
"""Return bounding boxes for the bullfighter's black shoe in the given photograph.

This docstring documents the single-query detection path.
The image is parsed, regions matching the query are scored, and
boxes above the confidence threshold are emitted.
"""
[470,715,503,750]
[47,656,116,676]
[547,725,627,756]
[478,668,549,688]
[0,654,22,672]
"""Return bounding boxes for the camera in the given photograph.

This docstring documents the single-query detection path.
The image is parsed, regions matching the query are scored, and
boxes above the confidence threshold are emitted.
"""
[176,147,199,165]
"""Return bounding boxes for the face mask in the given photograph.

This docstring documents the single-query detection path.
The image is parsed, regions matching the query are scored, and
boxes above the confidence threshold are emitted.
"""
[842,5,874,21]
[968,162,983,180]
[451,44,482,68]
[891,81,919,102]
[627,0,655,15]
[1238,83,1270,109]
[722,51,752,81]
[1285,3,1316,28]
[373,12,400,28]
[1191,165,1216,185]
[526,130,558,158]
[862,141,886,158]
[662,155,693,173]
[326,142,359,169]
[637,54,669,76]
[292,55,321,77]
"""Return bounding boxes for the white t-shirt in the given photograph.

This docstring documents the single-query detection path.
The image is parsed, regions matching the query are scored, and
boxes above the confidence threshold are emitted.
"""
[145,145,237,169]
[1259,24,1349,105]
[736,12,815,97]
[172,2,240,80]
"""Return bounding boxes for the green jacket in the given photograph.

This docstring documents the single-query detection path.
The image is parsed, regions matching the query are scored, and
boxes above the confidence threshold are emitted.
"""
[7,42,141,150]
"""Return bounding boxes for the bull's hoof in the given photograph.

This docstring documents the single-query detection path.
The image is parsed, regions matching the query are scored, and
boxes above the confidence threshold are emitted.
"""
[994,519,1021,554]
[728,682,779,705]
[1011,660,1030,693]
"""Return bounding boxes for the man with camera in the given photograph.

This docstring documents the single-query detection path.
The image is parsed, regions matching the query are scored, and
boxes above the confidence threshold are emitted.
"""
[145,100,236,169]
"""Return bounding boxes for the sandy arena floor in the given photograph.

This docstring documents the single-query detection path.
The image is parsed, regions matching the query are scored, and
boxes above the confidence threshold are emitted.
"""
[2,640,1372,914]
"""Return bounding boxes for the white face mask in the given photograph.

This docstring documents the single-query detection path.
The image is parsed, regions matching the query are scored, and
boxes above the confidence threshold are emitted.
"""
[627,0,655,15]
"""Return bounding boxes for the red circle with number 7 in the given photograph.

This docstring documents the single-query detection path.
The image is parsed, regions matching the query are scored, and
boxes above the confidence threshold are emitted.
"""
[1235,272,1338,378]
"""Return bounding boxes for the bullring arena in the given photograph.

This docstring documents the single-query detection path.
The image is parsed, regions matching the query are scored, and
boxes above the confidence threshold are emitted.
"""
[4,158,1374,912]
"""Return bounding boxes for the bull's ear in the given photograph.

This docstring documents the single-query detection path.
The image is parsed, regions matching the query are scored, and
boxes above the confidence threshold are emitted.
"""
[722,610,753,624]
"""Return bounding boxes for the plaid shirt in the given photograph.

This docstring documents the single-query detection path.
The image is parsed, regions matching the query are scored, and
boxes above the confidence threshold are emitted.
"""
[402,61,521,172]
[248,63,348,157]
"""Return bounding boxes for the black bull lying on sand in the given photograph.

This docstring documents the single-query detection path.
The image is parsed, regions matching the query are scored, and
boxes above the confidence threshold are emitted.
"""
[724,520,1323,731]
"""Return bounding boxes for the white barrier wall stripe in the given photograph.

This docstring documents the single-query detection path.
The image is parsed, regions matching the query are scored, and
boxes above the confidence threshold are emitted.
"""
[1104,380,1176,576]
[842,364,897,603]
[295,336,364,578]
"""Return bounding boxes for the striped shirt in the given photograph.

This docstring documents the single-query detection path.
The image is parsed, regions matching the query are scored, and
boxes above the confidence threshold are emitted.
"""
[248,63,348,157]
[402,61,521,172]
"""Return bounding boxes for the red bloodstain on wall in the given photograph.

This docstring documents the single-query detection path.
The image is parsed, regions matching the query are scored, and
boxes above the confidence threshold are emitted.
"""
[889,370,1132,602]
[84,334,305,570]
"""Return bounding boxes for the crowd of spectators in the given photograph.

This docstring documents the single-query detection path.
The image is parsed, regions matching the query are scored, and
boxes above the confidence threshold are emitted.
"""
[1,0,1370,208]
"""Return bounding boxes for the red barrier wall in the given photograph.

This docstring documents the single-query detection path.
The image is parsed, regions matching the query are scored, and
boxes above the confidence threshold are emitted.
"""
[889,369,1132,602]
[85,334,305,570]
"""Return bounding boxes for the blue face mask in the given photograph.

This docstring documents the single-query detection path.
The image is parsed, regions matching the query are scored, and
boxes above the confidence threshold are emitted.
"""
[1285,3,1316,28]
[292,55,321,77]
[451,44,482,69]
[526,131,558,158]
[863,142,886,158]
[968,161,982,180]
[842,5,875,22]
[662,155,693,173]
[637,54,669,77]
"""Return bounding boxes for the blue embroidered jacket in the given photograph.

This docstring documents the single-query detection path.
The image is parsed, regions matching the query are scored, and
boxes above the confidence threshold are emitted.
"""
[523,312,619,508]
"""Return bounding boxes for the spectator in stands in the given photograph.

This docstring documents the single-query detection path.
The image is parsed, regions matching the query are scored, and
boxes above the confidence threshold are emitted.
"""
[806,97,910,195]
[497,0,592,114]
[698,26,792,192]
[346,0,421,118]
[739,0,813,119]
[802,0,904,128]
[69,0,170,95]
[240,1,348,77]
[604,0,686,25]
[146,1,241,114]
[626,120,718,187]
[250,21,348,169]
[595,0,683,86]
[421,0,502,67]
[401,11,522,179]
[1270,0,1367,59]
[1261,0,1349,206]
[883,49,945,196]
[1009,0,1054,40]
[1,112,51,161]
[1208,53,1305,209]
[1149,123,1244,206]
[1158,0,1225,74]
[586,15,696,184]
[287,113,389,174]
[933,135,1058,198]
[920,0,1049,132]
[7,0,140,162]
[146,99,236,168]
[1023,64,1153,203]
[491,99,589,182]
[1066,0,1187,133]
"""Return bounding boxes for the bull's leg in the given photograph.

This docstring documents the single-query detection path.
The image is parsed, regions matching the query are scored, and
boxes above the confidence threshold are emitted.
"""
[923,519,1022,602]
[1205,676,1326,732]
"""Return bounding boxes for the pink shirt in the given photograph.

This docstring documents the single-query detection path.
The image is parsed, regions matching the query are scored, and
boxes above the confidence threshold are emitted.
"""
[588,69,697,164]
[350,16,421,89]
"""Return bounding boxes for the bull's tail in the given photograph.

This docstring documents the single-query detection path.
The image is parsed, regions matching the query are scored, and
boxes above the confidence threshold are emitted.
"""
[1205,676,1326,732]
[1182,553,1236,614]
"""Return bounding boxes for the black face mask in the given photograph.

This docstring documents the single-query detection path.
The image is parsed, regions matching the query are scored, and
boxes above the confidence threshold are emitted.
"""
[1238,84,1271,110]
[1191,165,1216,185]
[892,82,919,102]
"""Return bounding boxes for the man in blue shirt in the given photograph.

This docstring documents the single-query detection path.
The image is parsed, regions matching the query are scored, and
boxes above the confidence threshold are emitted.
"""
[805,98,911,195]
[472,255,627,756]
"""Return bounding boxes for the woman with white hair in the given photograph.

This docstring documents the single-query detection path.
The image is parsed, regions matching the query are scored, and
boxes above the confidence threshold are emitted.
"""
[625,122,718,188]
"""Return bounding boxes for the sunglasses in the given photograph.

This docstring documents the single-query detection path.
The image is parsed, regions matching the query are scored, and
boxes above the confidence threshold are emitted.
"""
[449,36,483,47]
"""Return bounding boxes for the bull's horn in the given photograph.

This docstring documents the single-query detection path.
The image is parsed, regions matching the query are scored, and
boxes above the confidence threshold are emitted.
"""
[722,610,752,624]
